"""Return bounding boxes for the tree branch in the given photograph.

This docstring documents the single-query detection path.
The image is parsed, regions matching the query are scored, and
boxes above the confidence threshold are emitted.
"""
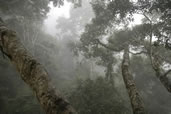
[96,39,123,52]
[129,50,147,55]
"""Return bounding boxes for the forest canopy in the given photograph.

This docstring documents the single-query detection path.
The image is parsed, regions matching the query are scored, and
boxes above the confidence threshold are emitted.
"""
[0,0,171,114]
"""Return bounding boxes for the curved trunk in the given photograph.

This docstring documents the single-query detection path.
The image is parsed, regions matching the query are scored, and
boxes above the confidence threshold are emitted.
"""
[121,47,146,114]
[0,20,76,114]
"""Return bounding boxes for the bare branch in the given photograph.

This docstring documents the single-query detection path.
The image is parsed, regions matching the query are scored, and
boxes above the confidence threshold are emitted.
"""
[143,13,152,23]
[96,39,123,52]
[129,50,147,55]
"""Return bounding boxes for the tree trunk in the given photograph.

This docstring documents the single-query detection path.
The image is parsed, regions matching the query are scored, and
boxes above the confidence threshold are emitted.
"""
[156,69,171,93]
[152,55,171,93]
[0,20,76,114]
[121,47,146,114]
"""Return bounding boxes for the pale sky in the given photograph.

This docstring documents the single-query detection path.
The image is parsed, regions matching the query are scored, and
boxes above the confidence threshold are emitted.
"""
[44,1,71,36]
[130,14,144,26]
[44,1,143,37]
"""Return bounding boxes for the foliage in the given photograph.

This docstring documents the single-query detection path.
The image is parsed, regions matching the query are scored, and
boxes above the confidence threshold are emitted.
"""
[79,0,171,113]
[80,0,171,55]
[68,77,131,114]
[0,0,171,113]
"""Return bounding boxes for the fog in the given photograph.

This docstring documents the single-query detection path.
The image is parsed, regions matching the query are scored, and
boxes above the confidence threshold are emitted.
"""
[44,1,71,36]
[0,0,171,114]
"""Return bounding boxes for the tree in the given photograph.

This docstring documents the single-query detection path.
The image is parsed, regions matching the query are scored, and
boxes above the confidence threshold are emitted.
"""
[80,1,146,113]
[0,0,66,56]
[0,19,76,114]
[122,47,145,114]
[130,56,171,114]
[79,0,171,113]
[0,1,93,113]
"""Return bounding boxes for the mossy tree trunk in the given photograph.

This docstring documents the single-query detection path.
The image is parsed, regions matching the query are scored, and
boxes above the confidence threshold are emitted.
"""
[0,19,76,114]
[121,47,146,114]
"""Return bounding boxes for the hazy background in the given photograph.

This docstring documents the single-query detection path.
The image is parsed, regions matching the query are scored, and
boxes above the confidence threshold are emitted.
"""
[0,0,171,114]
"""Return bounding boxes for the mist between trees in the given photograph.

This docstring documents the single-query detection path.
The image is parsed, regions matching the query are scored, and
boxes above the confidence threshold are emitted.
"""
[0,0,171,114]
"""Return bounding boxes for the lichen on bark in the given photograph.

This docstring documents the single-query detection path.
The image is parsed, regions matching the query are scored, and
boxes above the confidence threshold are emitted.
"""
[122,47,146,114]
[0,20,76,114]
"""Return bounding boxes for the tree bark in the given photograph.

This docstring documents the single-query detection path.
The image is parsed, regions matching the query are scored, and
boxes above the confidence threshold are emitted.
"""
[152,55,171,93]
[121,47,146,114]
[0,20,76,114]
